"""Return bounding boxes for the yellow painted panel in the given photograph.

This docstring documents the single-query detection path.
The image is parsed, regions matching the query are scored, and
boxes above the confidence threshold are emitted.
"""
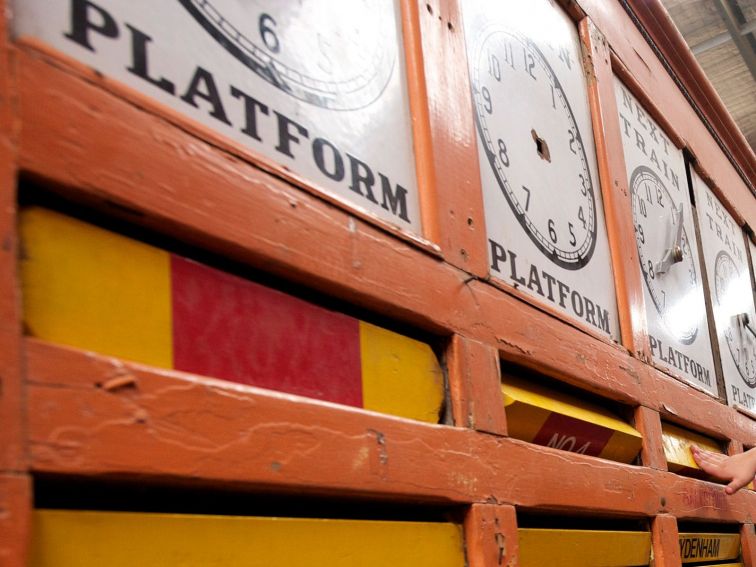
[20,208,172,367]
[502,375,641,437]
[679,533,741,563]
[502,375,642,463]
[518,528,651,566]
[600,429,643,463]
[503,400,551,441]
[359,321,444,423]
[31,510,465,567]
[662,423,722,471]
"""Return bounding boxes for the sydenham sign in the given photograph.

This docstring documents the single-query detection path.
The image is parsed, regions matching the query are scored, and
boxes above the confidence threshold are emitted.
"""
[13,0,423,233]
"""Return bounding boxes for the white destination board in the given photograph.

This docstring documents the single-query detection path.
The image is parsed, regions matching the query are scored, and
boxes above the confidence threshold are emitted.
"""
[614,78,716,395]
[13,0,422,233]
[461,0,619,340]
[693,171,756,415]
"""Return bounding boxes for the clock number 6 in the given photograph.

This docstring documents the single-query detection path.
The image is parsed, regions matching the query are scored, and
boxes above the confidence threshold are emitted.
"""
[259,13,281,54]
[548,219,557,244]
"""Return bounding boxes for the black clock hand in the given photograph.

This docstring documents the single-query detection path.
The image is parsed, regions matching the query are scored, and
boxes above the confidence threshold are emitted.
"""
[737,313,756,340]
[655,204,684,275]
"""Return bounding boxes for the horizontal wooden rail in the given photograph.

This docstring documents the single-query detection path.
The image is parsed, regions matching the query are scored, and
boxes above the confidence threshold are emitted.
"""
[25,339,756,522]
[15,48,756,448]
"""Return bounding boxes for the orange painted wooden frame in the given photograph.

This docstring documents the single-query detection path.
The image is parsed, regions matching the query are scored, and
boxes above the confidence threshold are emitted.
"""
[4,1,756,566]
[16,45,756,445]
[26,339,756,523]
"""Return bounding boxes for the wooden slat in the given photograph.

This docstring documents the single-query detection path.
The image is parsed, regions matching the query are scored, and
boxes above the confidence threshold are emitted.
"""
[25,340,756,520]
[30,510,465,567]
[517,528,651,566]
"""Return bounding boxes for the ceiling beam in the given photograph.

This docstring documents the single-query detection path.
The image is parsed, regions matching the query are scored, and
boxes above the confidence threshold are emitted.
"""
[711,0,756,81]
[691,19,756,55]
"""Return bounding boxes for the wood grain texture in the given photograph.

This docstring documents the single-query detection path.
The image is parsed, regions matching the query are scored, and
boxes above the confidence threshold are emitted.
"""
[415,0,488,275]
[0,475,32,567]
[464,504,519,567]
[0,0,22,475]
[447,335,506,434]
[579,18,650,361]
[651,514,681,567]
[25,340,756,521]
[742,523,756,567]
[14,47,756,449]
[634,406,667,470]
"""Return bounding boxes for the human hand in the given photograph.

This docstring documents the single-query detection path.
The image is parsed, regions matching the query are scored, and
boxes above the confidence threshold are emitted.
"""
[690,445,756,495]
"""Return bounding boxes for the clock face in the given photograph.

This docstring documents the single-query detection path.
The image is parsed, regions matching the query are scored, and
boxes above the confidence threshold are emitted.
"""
[177,0,393,111]
[631,165,698,344]
[714,251,756,386]
[472,29,597,270]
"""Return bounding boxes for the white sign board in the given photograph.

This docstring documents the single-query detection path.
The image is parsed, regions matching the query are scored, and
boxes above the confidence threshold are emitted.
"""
[693,171,756,416]
[614,78,716,395]
[461,0,620,340]
[13,0,422,233]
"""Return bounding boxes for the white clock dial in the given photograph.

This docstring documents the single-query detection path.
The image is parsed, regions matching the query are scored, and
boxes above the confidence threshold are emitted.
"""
[177,0,393,110]
[472,29,597,269]
[714,251,756,386]
[631,165,698,344]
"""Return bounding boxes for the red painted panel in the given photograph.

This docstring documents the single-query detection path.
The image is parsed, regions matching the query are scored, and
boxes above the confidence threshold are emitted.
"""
[171,255,362,406]
[531,413,614,457]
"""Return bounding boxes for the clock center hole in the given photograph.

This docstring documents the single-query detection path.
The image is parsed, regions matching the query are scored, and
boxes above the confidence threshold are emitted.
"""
[531,129,551,163]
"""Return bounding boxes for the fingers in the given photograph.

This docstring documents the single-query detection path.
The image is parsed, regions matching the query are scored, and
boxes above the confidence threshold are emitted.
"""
[690,446,727,476]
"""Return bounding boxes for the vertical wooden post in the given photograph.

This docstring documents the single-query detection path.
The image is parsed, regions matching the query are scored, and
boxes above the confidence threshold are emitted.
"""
[465,504,519,567]
[413,0,488,276]
[447,335,507,435]
[0,476,32,567]
[741,523,756,567]
[0,0,29,565]
[578,17,651,362]
[634,406,668,470]
[651,514,681,567]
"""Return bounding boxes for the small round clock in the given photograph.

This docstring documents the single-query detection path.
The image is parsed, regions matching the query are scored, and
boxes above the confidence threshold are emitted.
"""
[631,165,699,344]
[177,0,394,111]
[713,250,756,387]
[472,28,598,270]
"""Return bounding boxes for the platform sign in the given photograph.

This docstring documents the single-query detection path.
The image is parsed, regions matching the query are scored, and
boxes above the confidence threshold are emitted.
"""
[678,533,741,564]
[693,171,756,416]
[461,0,620,340]
[614,78,716,395]
[12,0,422,233]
